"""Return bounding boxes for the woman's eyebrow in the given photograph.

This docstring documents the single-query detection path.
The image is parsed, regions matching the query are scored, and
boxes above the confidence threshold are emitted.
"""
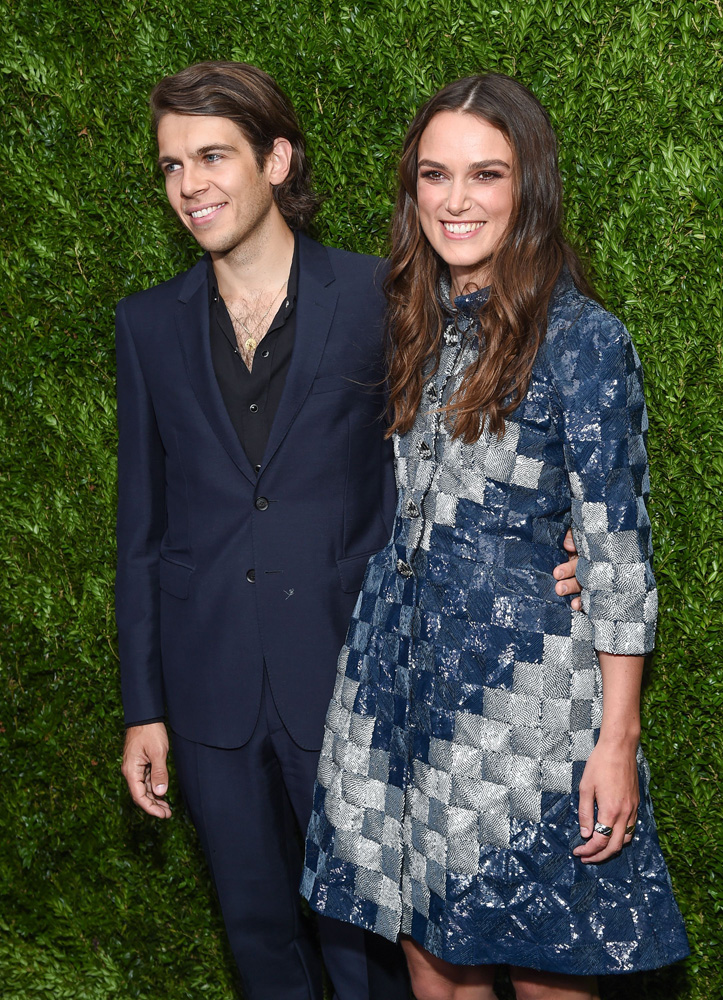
[417,157,511,170]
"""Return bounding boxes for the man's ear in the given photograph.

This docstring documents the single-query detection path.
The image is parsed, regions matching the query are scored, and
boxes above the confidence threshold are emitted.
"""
[267,137,293,185]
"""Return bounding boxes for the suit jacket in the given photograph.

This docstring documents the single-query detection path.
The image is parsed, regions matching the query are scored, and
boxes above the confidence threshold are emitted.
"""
[115,233,396,750]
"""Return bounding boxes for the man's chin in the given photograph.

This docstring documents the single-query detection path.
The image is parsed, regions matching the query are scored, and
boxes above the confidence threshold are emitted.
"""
[190,233,238,255]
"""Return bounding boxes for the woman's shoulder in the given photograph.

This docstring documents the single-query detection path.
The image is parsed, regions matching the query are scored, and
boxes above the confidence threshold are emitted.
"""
[541,270,636,382]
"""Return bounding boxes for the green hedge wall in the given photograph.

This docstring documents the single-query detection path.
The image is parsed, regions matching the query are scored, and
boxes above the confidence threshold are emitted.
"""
[1,1,721,997]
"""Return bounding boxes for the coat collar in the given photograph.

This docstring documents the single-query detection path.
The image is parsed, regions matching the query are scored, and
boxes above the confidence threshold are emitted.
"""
[173,232,338,481]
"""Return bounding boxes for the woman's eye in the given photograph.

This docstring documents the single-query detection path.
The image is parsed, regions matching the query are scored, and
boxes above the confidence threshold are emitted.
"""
[420,170,445,181]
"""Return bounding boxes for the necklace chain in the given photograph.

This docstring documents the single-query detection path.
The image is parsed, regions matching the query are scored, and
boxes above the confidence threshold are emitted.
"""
[226,279,287,356]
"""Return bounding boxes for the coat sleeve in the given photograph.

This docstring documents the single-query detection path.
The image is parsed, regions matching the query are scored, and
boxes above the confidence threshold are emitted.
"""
[553,301,657,655]
[115,299,167,724]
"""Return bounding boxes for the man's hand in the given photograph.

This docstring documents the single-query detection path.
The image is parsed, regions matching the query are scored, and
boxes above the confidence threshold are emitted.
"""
[122,722,172,819]
[554,529,582,611]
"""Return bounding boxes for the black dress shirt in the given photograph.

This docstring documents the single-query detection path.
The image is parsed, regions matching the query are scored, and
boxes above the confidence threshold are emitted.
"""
[208,235,299,472]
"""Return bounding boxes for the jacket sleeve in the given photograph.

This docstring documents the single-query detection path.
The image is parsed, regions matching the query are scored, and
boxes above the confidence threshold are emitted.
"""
[115,299,167,724]
[554,302,657,655]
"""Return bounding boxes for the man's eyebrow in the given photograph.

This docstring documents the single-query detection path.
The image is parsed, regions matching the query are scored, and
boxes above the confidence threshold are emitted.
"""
[417,158,511,171]
[157,143,239,167]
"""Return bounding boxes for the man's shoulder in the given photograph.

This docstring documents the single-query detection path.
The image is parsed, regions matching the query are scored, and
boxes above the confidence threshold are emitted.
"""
[302,234,388,286]
[323,242,385,268]
[116,257,206,318]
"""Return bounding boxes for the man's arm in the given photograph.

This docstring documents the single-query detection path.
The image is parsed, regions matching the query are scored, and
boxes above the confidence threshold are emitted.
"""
[116,299,170,815]
[122,722,172,819]
[554,528,582,610]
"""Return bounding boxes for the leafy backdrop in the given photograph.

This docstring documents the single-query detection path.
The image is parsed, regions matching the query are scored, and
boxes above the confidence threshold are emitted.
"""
[1,1,721,997]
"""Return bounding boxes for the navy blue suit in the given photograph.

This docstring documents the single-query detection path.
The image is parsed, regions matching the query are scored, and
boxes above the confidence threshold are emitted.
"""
[115,233,405,998]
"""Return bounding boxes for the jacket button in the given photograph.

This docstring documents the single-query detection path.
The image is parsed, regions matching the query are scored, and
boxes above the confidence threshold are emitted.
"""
[249,403,259,413]
[255,497,269,511]
[418,441,432,459]
[246,569,256,583]
[396,559,413,578]
[406,500,420,518]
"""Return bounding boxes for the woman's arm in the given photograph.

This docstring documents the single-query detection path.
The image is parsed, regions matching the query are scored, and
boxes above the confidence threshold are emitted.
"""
[573,652,643,863]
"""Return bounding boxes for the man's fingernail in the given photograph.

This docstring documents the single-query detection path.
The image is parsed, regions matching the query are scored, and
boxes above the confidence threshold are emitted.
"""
[581,826,590,837]
[558,583,566,594]
[154,784,167,795]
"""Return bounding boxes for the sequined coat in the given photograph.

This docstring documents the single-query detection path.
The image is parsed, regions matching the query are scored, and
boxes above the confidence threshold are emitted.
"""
[302,272,689,974]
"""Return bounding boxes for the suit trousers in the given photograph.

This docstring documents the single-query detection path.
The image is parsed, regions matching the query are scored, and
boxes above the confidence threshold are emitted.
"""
[171,672,408,1000]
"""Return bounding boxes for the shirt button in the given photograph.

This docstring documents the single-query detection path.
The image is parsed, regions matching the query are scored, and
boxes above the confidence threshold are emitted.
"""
[262,349,270,358]
[246,569,256,583]
[255,497,269,511]
[249,403,259,413]
[406,500,420,518]
[396,559,413,578]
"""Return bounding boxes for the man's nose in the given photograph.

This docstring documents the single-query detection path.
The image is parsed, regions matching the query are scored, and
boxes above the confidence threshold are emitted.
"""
[180,162,208,199]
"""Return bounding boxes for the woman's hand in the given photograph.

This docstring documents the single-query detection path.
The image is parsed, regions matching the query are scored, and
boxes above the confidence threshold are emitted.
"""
[573,736,639,863]
[573,651,643,863]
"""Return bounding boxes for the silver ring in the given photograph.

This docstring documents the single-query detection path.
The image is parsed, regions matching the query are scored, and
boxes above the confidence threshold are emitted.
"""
[593,821,613,837]
[625,824,636,836]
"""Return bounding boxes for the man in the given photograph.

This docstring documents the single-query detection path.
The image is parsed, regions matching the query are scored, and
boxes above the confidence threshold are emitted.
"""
[116,61,582,999]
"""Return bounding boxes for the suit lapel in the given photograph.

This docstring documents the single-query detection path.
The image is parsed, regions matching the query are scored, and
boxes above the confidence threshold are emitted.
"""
[174,256,257,483]
[260,234,338,471]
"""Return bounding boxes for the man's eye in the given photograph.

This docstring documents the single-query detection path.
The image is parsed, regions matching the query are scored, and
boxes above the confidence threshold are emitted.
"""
[163,163,180,174]
[205,153,221,163]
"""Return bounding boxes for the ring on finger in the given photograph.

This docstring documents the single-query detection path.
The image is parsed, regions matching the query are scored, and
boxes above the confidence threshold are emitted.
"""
[593,821,614,837]
[625,824,636,836]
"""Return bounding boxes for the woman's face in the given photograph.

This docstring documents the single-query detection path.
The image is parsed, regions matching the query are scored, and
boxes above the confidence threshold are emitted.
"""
[416,110,515,294]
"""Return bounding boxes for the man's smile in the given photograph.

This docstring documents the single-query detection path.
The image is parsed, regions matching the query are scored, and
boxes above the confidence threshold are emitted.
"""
[187,202,227,221]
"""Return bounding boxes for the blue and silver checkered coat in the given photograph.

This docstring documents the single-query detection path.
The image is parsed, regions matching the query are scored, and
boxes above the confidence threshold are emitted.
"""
[302,272,689,974]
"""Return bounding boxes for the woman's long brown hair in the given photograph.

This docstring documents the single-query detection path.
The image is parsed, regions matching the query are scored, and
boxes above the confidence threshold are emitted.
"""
[385,74,596,443]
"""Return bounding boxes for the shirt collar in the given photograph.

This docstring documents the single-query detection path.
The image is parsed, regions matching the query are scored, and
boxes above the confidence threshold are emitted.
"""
[438,270,490,340]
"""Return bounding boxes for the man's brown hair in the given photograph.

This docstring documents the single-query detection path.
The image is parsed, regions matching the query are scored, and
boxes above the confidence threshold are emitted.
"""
[150,61,319,230]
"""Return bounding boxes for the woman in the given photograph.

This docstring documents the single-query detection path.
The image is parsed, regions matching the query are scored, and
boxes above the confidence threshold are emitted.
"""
[302,74,689,999]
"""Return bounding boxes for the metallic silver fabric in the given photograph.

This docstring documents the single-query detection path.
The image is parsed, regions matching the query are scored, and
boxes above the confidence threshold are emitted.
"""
[302,273,689,974]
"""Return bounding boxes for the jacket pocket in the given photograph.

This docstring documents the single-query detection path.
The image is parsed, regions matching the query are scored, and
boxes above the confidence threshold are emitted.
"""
[337,549,378,594]
[309,364,379,395]
[159,557,194,599]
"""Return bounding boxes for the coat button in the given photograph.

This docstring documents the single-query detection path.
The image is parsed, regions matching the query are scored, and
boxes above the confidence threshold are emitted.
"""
[249,403,259,413]
[254,464,261,474]
[246,569,256,583]
[262,349,270,358]
[255,497,269,511]
[418,441,432,460]
[396,559,413,578]
[405,500,420,518]
[426,384,437,400]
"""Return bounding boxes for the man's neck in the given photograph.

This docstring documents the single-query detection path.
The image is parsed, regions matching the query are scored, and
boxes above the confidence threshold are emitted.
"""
[212,212,295,301]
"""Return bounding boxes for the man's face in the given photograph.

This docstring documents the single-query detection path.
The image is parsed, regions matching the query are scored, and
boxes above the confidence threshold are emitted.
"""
[157,114,284,255]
